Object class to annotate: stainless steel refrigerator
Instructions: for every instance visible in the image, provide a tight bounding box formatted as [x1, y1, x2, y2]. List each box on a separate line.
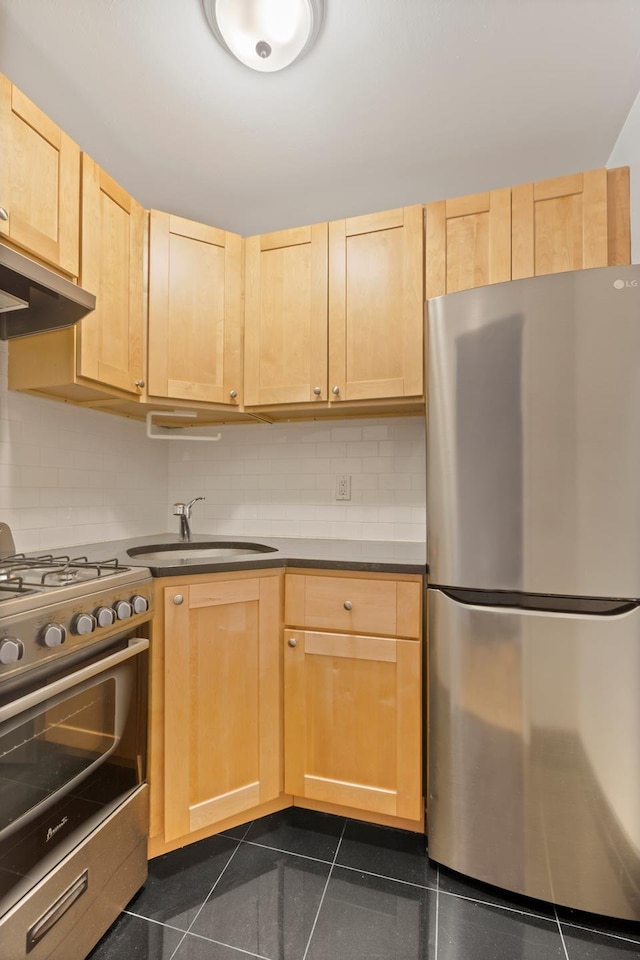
[426, 265, 640, 921]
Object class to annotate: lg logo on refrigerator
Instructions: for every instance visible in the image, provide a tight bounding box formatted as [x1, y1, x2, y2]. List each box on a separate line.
[613, 279, 639, 289]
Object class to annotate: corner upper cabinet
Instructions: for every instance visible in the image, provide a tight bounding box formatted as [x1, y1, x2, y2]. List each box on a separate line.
[78, 155, 145, 394]
[244, 223, 328, 406]
[329, 206, 424, 401]
[147, 212, 243, 406]
[0, 73, 80, 276]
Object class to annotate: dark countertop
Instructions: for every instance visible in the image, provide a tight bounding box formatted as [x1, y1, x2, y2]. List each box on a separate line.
[72, 533, 427, 577]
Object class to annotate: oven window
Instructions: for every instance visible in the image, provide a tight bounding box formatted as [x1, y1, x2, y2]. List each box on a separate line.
[0, 679, 117, 834]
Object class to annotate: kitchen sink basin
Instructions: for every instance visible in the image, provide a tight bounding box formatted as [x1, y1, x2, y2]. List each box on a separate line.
[126, 541, 278, 564]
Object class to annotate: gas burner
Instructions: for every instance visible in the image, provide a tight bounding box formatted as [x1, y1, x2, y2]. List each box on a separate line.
[0, 554, 132, 590]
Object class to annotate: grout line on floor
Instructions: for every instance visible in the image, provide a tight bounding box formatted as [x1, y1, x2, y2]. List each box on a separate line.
[436, 886, 559, 923]
[180, 840, 242, 940]
[122, 910, 188, 933]
[186, 928, 272, 958]
[336, 861, 438, 892]
[555, 906, 571, 960]
[434, 864, 440, 960]
[558, 919, 640, 946]
[234, 836, 335, 865]
[301, 820, 347, 960]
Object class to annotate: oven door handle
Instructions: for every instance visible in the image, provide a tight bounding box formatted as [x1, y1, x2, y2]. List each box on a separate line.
[0, 637, 149, 723]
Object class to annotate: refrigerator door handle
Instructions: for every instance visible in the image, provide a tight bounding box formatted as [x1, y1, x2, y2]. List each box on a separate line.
[433, 586, 639, 618]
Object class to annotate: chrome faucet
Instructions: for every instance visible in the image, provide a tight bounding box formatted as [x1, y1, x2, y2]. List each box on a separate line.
[173, 497, 205, 542]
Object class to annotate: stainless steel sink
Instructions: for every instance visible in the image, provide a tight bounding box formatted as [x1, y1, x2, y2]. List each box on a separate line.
[126, 542, 277, 564]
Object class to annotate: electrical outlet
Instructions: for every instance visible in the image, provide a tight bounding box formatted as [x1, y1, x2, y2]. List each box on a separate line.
[336, 475, 351, 501]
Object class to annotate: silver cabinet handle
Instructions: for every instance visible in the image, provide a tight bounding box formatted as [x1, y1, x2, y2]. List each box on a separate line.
[313, 386, 322, 396]
[344, 600, 353, 611]
[288, 637, 297, 647]
[173, 594, 184, 605]
[0, 208, 8, 222]
[134, 379, 145, 388]
[332, 386, 340, 395]
[229, 390, 238, 399]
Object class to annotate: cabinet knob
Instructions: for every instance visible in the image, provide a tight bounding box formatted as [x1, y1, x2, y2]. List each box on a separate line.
[332, 386, 340, 396]
[288, 637, 297, 648]
[0, 208, 8, 222]
[134, 379, 145, 388]
[313, 386, 322, 396]
[229, 389, 238, 399]
[173, 594, 184, 605]
[343, 600, 353, 611]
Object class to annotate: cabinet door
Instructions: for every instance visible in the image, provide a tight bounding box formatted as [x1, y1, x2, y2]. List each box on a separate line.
[148, 212, 243, 405]
[329, 206, 423, 401]
[512, 169, 609, 279]
[425, 189, 511, 299]
[284, 629, 422, 821]
[78, 155, 144, 394]
[0, 74, 80, 276]
[163, 577, 281, 842]
[244, 224, 328, 405]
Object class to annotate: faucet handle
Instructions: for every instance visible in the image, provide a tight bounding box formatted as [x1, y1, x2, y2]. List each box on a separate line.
[173, 502, 186, 516]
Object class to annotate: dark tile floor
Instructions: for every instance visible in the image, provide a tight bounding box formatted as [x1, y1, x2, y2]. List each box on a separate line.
[88, 808, 640, 960]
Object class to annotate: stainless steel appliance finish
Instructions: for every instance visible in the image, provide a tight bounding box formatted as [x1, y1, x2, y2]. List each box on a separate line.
[0, 243, 96, 340]
[0, 541, 152, 957]
[426, 265, 640, 922]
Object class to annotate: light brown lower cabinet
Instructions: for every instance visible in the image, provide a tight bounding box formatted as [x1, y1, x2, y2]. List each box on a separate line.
[155, 572, 283, 851]
[284, 629, 422, 821]
[149, 568, 424, 858]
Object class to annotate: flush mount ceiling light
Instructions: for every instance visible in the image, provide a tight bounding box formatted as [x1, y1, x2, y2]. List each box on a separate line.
[203, 0, 324, 72]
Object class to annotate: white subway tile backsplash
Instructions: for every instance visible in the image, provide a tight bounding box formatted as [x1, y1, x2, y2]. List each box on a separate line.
[2, 333, 425, 547]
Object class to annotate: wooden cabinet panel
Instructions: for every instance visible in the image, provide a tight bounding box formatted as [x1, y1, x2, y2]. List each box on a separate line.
[0, 74, 80, 276]
[512, 169, 610, 279]
[148, 211, 243, 405]
[425, 189, 511, 298]
[78, 155, 144, 394]
[163, 575, 281, 842]
[285, 573, 421, 639]
[329, 205, 423, 401]
[284, 628, 421, 820]
[244, 223, 328, 405]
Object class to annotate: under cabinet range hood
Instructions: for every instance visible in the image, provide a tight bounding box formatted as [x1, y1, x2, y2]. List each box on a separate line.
[0, 243, 96, 339]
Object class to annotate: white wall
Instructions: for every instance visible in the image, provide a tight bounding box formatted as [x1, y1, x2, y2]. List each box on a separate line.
[608, 87, 640, 261]
[166, 417, 426, 542]
[0, 342, 168, 553]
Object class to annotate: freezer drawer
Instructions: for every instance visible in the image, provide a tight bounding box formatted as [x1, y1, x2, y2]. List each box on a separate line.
[428, 587, 640, 920]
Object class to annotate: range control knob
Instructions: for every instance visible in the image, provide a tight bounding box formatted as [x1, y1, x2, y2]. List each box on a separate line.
[131, 595, 149, 615]
[40, 623, 67, 648]
[0, 637, 24, 664]
[95, 606, 116, 628]
[71, 614, 96, 636]
[114, 600, 133, 620]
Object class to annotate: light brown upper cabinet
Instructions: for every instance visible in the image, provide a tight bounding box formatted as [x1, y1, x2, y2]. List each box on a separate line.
[244, 223, 328, 406]
[0, 73, 80, 276]
[329, 206, 424, 402]
[78, 155, 145, 395]
[511, 168, 629, 278]
[425, 189, 511, 299]
[425, 167, 630, 299]
[148, 212, 243, 406]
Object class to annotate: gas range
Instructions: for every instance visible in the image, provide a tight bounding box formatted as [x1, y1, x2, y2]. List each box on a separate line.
[0, 542, 153, 681]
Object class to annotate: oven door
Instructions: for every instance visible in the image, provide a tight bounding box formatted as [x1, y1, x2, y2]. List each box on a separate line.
[0, 636, 148, 920]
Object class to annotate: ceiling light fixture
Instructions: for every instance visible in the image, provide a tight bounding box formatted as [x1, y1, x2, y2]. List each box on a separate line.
[203, 0, 324, 73]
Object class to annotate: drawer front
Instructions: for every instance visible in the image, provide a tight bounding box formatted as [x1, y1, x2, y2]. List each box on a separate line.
[285, 574, 421, 639]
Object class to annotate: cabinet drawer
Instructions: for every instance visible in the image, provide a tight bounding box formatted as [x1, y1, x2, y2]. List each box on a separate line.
[285, 574, 421, 639]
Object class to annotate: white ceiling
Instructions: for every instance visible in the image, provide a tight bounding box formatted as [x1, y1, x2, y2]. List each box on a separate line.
[1, 0, 640, 236]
